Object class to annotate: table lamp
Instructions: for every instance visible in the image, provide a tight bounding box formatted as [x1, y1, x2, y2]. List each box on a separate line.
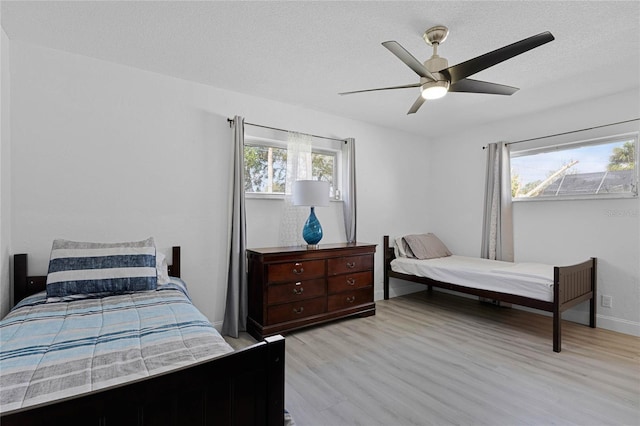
[292, 180, 330, 248]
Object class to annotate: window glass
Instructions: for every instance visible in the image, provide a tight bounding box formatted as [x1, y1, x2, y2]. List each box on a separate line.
[511, 133, 638, 200]
[244, 145, 287, 193]
[244, 140, 338, 197]
[312, 152, 335, 186]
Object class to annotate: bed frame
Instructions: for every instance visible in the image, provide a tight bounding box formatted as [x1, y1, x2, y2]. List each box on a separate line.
[383, 236, 597, 353]
[3, 248, 285, 426]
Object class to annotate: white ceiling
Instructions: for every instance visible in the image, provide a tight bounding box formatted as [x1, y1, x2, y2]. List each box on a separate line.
[2, 1, 639, 139]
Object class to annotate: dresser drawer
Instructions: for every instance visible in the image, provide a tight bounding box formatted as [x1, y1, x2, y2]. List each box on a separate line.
[267, 278, 325, 305]
[267, 297, 325, 324]
[327, 271, 372, 294]
[327, 254, 373, 276]
[267, 259, 325, 283]
[327, 287, 372, 312]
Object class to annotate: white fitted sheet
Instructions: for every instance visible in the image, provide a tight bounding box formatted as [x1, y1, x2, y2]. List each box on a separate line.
[390, 255, 555, 302]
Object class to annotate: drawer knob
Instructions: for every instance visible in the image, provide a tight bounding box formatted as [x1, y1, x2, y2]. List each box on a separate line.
[292, 263, 304, 275]
[293, 307, 305, 314]
[346, 296, 356, 303]
[346, 262, 356, 269]
[293, 287, 304, 295]
[346, 278, 356, 286]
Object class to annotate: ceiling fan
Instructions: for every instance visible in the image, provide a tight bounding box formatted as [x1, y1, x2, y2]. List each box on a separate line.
[339, 26, 554, 114]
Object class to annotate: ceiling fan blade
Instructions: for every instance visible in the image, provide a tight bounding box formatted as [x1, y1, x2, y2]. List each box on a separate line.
[407, 95, 425, 114]
[339, 82, 421, 95]
[441, 31, 554, 84]
[382, 41, 438, 81]
[449, 79, 519, 95]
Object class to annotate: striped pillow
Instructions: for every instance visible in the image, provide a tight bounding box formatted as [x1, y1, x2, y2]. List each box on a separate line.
[46, 238, 158, 298]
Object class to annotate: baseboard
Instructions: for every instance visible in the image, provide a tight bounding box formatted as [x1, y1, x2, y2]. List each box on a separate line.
[511, 305, 640, 337]
[376, 280, 426, 300]
[591, 313, 640, 337]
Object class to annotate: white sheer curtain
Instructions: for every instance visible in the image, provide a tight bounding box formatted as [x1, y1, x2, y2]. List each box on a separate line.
[342, 138, 357, 243]
[278, 132, 313, 246]
[222, 116, 247, 338]
[481, 142, 514, 261]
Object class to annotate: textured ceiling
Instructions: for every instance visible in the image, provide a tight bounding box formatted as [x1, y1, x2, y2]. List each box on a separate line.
[2, 1, 639, 139]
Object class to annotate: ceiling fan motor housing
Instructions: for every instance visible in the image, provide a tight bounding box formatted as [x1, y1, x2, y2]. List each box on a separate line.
[424, 55, 448, 75]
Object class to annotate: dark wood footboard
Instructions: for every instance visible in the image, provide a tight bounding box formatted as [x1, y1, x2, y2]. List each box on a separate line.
[383, 235, 597, 352]
[553, 258, 597, 352]
[1, 335, 285, 426]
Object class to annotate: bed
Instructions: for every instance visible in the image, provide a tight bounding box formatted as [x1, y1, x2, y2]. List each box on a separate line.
[1, 241, 285, 425]
[383, 235, 597, 352]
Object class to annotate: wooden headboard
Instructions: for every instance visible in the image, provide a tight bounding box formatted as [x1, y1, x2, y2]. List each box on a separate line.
[13, 246, 181, 307]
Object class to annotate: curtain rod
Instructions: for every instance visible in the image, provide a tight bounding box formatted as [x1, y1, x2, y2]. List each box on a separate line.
[227, 118, 347, 143]
[506, 118, 640, 146]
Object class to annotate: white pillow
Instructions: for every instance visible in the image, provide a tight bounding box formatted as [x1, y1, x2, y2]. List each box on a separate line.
[156, 251, 171, 285]
[395, 237, 414, 258]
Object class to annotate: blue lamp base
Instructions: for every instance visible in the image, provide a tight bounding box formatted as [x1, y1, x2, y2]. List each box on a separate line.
[302, 206, 323, 247]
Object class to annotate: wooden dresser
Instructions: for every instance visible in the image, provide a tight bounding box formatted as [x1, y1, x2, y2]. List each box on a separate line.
[247, 242, 376, 340]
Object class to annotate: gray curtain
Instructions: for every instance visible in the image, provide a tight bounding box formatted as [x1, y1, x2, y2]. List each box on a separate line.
[222, 116, 247, 338]
[342, 138, 357, 243]
[481, 142, 514, 261]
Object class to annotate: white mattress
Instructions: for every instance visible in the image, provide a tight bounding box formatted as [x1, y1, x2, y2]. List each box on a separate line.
[390, 255, 555, 302]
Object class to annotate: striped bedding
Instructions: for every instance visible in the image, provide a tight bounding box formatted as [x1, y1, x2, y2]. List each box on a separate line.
[0, 278, 233, 414]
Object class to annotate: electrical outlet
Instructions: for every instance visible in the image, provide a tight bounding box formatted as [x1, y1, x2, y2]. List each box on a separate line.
[602, 295, 613, 308]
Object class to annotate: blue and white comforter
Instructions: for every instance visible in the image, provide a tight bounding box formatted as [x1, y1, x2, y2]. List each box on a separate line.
[0, 278, 233, 413]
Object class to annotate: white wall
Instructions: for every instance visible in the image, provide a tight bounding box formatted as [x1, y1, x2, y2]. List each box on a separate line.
[427, 90, 640, 336]
[0, 26, 11, 318]
[6, 40, 431, 325]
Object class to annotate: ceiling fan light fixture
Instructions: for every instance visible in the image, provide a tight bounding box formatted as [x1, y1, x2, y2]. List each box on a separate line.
[421, 80, 449, 100]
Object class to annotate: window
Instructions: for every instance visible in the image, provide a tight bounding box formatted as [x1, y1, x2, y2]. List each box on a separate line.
[244, 137, 341, 198]
[510, 132, 638, 200]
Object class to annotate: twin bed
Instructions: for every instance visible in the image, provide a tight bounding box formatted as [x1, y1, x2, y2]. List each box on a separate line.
[383, 235, 597, 352]
[1, 241, 285, 425]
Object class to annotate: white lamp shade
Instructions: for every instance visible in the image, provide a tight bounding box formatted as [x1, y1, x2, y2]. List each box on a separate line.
[292, 180, 330, 207]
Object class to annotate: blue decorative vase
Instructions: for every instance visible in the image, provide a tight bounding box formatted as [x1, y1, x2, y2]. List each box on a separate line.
[302, 207, 323, 246]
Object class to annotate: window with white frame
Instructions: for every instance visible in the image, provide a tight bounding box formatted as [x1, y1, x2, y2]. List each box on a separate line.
[510, 132, 638, 200]
[244, 136, 342, 199]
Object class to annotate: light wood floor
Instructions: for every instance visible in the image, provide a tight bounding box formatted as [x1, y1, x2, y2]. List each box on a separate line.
[227, 290, 640, 426]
